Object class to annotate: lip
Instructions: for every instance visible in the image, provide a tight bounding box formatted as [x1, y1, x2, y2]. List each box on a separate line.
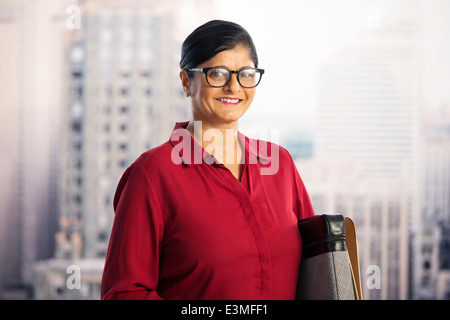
[215, 97, 243, 106]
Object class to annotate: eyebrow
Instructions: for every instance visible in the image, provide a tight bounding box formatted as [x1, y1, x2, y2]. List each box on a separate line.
[206, 65, 256, 70]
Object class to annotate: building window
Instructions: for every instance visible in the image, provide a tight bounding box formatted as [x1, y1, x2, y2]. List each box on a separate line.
[99, 29, 113, 43]
[99, 47, 113, 62]
[139, 47, 152, 62]
[140, 70, 152, 78]
[72, 70, 83, 79]
[99, 14, 114, 26]
[70, 45, 84, 63]
[120, 47, 133, 61]
[147, 104, 153, 116]
[75, 176, 82, 187]
[370, 201, 382, 229]
[71, 101, 83, 118]
[103, 105, 111, 114]
[101, 68, 113, 79]
[119, 15, 133, 27]
[72, 121, 82, 133]
[138, 15, 153, 26]
[388, 204, 400, 230]
[103, 141, 111, 151]
[72, 85, 83, 98]
[120, 123, 128, 132]
[120, 87, 129, 96]
[120, 29, 134, 44]
[105, 86, 113, 97]
[120, 105, 129, 114]
[72, 141, 82, 151]
[119, 159, 128, 168]
[119, 142, 128, 150]
[73, 194, 82, 205]
[120, 71, 131, 78]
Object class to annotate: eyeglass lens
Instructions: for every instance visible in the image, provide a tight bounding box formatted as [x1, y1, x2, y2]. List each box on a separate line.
[206, 68, 262, 88]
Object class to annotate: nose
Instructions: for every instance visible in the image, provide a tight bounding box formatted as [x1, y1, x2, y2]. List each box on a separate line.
[223, 73, 241, 93]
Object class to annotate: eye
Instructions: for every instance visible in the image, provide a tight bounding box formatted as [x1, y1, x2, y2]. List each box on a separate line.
[240, 69, 256, 78]
[208, 68, 228, 78]
[211, 71, 223, 77]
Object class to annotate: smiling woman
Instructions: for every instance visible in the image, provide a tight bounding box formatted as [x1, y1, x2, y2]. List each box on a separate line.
[100, 20, 315, 300]
[181, 44, 257, 139]
[178, 20, 264, 179]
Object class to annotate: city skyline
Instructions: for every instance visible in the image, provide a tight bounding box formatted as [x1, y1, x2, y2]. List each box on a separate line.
[216, 0, 450, 120]
[0, 0, 449, 300]
[312, 0, 422, 299]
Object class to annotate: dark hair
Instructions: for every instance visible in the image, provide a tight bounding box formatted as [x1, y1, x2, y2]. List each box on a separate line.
[180, 20, 258, 76]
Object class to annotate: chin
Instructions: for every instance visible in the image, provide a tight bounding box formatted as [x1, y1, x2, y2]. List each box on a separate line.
[218, 112, 246, 123]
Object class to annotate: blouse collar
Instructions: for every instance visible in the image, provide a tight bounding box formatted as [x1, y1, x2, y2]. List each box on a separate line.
[169, 121, 271, 166]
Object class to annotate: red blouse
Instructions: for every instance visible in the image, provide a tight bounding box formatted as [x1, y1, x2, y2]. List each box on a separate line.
[100, 121, 315, 300]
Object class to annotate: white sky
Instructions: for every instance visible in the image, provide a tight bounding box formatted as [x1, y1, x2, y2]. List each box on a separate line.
[210, 0, 450, 124]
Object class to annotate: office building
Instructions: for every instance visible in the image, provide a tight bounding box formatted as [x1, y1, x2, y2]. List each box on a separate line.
[311, 0, 422, 299]
[32, 0, 213, 299]
[0, 0, 69, 299]
[416, 106, 450, 299]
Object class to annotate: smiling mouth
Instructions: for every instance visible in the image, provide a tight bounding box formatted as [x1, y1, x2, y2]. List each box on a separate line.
[216, 97, 243, 105]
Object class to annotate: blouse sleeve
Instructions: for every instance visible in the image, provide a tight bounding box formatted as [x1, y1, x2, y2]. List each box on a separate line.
[288, 152, 315, 220]
[101, 163, 164, 300]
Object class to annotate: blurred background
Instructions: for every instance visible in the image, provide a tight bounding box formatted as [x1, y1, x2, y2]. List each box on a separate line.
[0, 0, 449, 300]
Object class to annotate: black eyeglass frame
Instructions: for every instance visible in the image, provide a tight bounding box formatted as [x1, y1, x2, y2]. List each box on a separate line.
[187, 67, 265, 88]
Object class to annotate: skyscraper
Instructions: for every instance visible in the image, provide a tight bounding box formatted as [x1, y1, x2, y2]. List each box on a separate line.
[0, 0, 68, 298]
[32, 0, 214, 299]
[417, 105, 450, 299]
[57, 1, 191, 261]
[310, 0, 422, 299]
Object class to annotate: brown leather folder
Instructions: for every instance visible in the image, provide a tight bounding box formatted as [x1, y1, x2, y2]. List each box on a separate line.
[296, 214, 363, 300]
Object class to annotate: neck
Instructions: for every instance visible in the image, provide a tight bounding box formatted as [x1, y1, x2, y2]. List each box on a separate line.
[186, 120, 242, 165]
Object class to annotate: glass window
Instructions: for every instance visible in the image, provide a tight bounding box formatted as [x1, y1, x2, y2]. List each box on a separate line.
[120, 123, 128, 132]
[71, 101, 83, 118]
[120, 47, 133, 61]
[139, 47, 152, 62]
[119, 142, 128, 150]
[99, 29, 114, 43]
[138, 30, 152, 43]
[120, 105, 129, 114]
[98, 13, 114, 26]
[120, 29, 134, 43]
[138, 15, 153, 26]
[118, 14, 133, 26]
[70, 45, 84, 63]
[99, 47, 113, 62]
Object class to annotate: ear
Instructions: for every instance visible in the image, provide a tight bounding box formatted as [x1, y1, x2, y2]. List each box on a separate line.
[179, 70, 191, 97]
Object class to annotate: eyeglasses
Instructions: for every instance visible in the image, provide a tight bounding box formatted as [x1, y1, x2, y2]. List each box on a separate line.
[187, 67, 265, 88]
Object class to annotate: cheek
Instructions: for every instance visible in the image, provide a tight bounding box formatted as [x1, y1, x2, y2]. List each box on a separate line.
[190, 77, 213, 99]
[194, 86, 218, 102]
[245, 89, 256, 104]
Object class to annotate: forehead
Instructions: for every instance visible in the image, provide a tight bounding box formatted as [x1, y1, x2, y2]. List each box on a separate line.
[199, 45, 255, 69]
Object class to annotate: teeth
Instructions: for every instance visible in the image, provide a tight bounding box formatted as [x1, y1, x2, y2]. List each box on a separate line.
[218, 98, 240, 103]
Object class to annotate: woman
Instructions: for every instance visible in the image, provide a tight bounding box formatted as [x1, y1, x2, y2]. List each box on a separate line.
[100, 20, 315, 300]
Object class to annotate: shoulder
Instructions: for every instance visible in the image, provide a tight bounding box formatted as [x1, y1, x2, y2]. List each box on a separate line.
[247, 135, 294, 165]
[136, 141, 172, 163]
[128, 141, 176, 176]
[245, 135, 296, 177]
